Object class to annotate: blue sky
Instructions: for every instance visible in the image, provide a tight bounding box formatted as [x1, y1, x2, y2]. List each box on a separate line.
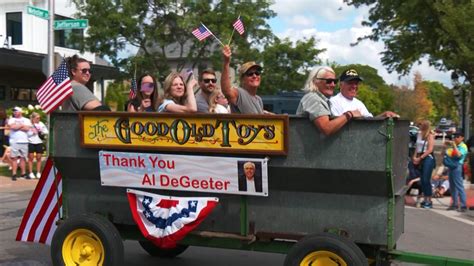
[267, 0, 452, 87]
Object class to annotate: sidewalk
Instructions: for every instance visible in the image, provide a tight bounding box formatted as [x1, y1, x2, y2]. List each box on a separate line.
[405, 181, 474, 218]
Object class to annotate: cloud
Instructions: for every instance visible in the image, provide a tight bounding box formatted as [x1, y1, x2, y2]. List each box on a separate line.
[271, 1, 451, 87]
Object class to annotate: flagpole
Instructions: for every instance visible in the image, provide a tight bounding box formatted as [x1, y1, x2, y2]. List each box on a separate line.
[200, 23, 224, 47]
[227, 14, 240, 45]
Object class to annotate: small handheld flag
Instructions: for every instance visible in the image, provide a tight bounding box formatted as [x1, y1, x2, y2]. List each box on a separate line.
[36, 60, 73, 113]
[129, 78, 137, 100]
[127, 189, 218, 249]
[192, 26, 212, 41]
[233, 17, 245, 35]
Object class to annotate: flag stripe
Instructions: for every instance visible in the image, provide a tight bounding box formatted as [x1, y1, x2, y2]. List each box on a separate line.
[233, 18, 245, 35]
[16, 159, 53, 239]
[16, 158, 62, 245]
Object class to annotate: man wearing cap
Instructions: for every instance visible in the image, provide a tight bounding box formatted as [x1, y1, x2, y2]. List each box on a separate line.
[7, 107, 32, 181]
[195, 69, 218, 113]
[297, 66, 362, 136]
[445, 132, 468, 212]
[221, 45, 264, 114]
[330, 69, 399, 118]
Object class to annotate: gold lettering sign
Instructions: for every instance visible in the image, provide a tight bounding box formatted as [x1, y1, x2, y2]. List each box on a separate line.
[80, 112, 288, 155]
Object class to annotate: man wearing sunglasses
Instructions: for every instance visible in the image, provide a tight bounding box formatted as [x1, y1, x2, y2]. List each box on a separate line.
[297, 66, 361, 136]
[195, 69, 218, 113]
[221, 45, 264, 114]
[330, 69, 399, 118]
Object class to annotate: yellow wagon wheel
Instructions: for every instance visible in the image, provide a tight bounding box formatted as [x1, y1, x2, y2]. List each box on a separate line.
[284, 233, 368, 266]
[300, 250, 348, 266]
[51, 214, 124, 266]
[62, 229, 105, 266]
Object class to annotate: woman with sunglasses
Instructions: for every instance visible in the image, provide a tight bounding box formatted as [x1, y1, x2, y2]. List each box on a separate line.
[128, 74, 160, 112]
[62, 55, 103, 111]
[208, 89, 230, 114]
[158, 72, 197, 113]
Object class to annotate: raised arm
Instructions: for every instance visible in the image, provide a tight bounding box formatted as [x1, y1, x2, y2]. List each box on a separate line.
[221, 45, 239, 105]
[164, 79, 197, 113]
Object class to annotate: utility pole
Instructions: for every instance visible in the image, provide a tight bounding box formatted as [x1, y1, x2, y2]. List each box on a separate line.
[48, 0, 54, 75]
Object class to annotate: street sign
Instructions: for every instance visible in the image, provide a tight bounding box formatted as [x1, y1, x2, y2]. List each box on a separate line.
[27, 5, 49, 20]
[54, 19, 89, 30]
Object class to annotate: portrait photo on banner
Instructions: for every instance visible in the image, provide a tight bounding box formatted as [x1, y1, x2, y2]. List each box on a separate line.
[237, 160, 263, 193]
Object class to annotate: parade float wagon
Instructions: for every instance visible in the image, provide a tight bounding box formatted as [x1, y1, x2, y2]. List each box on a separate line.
[48, 111, 473, 266]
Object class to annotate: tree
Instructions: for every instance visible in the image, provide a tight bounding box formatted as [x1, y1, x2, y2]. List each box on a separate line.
[104, 82, 128, 111]
[392, 73, 434, 122]
[72, 0, 276, 78]
[259, 37, 325, 94]
[345, 0, 474, 87]
[423, 81, 458, 124]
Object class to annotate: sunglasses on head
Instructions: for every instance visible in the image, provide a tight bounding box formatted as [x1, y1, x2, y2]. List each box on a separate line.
[245, 70, 261, 77]
[78, 68, 91, 74]
[316, 78, 338, 84]
[203, 78, 217, 84]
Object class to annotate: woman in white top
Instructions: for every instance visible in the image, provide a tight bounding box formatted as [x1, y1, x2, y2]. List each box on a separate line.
[158, 72, 197, 113]
[27, 112, 48, 179]
[411, 120, 435, 208]
[208, 89, 230, 114]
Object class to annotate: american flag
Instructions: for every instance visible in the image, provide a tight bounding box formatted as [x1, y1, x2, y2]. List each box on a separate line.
[129, 77, 137, 99]
[233, 17, 245, 35]
[36, 60, 73, 114]
[192, 26, 212, 41]
[16, 158, 62, 245]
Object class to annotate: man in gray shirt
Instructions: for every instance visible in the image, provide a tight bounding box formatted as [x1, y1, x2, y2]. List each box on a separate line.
[195, 69, 218, 113]
[220, 45, 265, 114]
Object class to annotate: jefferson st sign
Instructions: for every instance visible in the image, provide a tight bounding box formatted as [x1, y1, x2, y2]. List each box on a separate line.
[54, 19, 89, 30]
[27, 5, 49, 20]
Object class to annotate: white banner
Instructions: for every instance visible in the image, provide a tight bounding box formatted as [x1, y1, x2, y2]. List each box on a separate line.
[99, 151, 268, 196]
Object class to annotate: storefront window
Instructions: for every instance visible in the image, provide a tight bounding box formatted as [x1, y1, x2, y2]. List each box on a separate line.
[10, 87, 37, 101]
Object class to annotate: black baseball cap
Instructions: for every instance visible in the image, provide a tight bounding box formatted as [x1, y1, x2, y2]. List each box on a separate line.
[339, 69, 363, 82]
[453, 131, 464, 138]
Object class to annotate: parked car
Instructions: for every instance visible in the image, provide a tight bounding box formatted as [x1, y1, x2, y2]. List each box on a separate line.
[434, 123, 456, 139]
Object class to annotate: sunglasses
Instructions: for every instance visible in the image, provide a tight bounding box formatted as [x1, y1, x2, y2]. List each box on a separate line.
[203, 78, 217, 84]
[140, 82, 155, 92]
[316, 78, 338, 84]
[78, 68, 91, 74]
[245, 71, 261, 77]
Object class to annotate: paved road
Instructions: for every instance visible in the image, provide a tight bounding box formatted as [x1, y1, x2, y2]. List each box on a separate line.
[1, 176, 473, 265]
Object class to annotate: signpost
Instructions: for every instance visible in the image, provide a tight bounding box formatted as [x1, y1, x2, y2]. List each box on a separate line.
[27, 5, 49, 20]
[54, 19, 88, 30]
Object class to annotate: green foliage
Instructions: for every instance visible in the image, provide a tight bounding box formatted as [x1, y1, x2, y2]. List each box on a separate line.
[345, 0, 474, 86]
[73, 0, 276, 78]
[259, 37, 325, 94]
[424, 81, 458, 124]
[6, 105, 47, 124]
[104, 82, 129, 111]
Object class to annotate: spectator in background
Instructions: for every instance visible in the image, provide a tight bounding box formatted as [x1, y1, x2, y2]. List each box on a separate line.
[1, 146, 13, 170]
[445, 132, 468, 212]
[208, 89, 230, 114]
[8, 107, 31, 181]
[158, 72, 197, 113]
[330, 68, 399, 118]
[27, 112, 48, 179]
[296, 66, 362, 136]
[195, 69, 218, 113]
[127, 74, 160, 112]
[432, 165, 450, 198]
[411, 120, 436, 209]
